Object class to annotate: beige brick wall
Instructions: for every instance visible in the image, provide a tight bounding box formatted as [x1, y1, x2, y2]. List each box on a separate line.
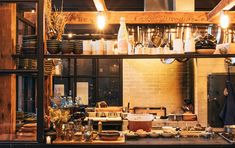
[194, 58, 235, 126]
[123, 59, 190, 114]
[123, 58, 234, 127]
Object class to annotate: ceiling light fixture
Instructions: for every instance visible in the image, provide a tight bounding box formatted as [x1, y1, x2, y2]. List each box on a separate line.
[220, 11, 230, 29]
[97, 11, 106, 30]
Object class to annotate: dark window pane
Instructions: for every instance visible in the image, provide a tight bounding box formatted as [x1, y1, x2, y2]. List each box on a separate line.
[76, 59, 93, 76]
[53, 77, 74, 97]
[62, 59, 69, 76]
[97, 78, 121, 106]
[99, 59, 120, 76]
[70, 59, 75, 76]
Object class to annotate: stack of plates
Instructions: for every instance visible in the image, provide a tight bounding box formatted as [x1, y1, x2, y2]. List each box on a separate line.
[28, 59, 37, 69]
[16, 123, 36, 141]
[16, 44, 21, 54]
[60, 40, 74, 54]
[19, 59, 29, 69]
[47, 39, 60, 54]
[22, 35, 37, 54]
[73, 40, 83, 54]
[44, 60, 53, 75]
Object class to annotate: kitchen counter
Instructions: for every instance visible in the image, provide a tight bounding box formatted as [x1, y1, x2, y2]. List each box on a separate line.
[52, 134, 229, 145]
[0, 134, 233, 148]
[125, 136, 230, 145]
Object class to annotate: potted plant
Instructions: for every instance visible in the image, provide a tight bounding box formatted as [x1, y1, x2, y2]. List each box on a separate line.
[45, 0, 70, 54]
[48, 106, 71, 140]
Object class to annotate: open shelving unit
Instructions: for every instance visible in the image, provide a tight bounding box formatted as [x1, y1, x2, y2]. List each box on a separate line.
[12, 53, 235, 59]
[2, 0, 235, 146]
[0, 0, 44, 144]
[44, 53, 235, 59]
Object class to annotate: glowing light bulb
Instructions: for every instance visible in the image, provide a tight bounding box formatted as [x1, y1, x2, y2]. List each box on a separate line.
[220, 11, 230, 29]
[68, 33, 73, 38]
[31, 9, 35, 13]
[97, 12, 106, 30]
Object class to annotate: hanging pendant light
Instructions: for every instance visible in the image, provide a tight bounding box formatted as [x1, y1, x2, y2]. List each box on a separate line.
[220, 11, 230, 29]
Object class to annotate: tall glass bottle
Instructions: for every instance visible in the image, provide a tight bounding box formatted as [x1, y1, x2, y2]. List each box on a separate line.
[118, 17, 129, 54]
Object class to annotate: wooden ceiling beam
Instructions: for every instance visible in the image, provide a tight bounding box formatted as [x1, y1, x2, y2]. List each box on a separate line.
[64, 11, 222, 24]
[25, 11, 235, 25]
[207, 0, 235, 21]
[93, 0, 108, 12]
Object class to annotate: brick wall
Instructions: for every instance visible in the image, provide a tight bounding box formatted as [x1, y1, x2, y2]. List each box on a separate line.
[123, 59, 191, 114]
[123, 58, 233, 127]
[194, 58, 235, 126]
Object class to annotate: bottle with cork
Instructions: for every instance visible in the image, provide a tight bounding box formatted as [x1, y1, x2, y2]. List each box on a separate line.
[117, 17, 129, 54]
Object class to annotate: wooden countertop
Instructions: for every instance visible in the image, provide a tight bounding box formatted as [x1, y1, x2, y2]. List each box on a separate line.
[125, 135, 230, 145]
[53, 135, 125, 144]
[52, 133, 230, 146]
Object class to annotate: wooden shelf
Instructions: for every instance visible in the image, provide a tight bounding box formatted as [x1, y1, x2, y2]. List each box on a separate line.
[43, 54, 235, 59]
[0, 69, 38, 74]
[0, 0, 39, 2]
[12, 54, 37, 59]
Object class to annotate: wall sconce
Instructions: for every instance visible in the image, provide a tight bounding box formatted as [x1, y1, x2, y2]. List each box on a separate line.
[97, 11, 106, 30]
[220, 11, 230, 29]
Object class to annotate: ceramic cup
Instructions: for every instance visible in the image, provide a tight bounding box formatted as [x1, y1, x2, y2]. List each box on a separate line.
[173, 39, 184, 54]
[83, 40, 92, 55]
[184, 38, 195, 53]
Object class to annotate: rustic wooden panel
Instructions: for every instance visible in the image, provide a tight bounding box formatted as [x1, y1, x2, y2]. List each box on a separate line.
[93, 0, 107, 11]
[0, 4, 16, 141]
[25, 11, 235, 25]
[63, 11, 235, 24]
[208, 0, 235, 21]
[65, 11, 209, 24]
[24, 12, 36, 25]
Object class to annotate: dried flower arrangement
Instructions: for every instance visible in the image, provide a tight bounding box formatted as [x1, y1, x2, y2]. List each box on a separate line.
[45, 0, 70, 40]
[48, 106, 71, 126]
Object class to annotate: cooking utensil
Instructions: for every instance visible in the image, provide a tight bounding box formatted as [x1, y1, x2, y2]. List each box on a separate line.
[98, 131, 120, 141]
[176, 58, 189, 63]
[182, 113, 197, 121]
[151, 28, 162, 47]
[127, 114, 154, 132]
[161, 43, 175, 64]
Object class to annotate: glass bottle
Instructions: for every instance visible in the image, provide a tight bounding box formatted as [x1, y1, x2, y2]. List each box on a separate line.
[118, 17, 129, 54]
[67, 90, 73, 108]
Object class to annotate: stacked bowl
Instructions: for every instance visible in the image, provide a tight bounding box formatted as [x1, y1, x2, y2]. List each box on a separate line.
[22, 35, 37, 54]
[60, 40, 74, 54]
[73, 40, 83, 54]
[47, 39, 60, 54]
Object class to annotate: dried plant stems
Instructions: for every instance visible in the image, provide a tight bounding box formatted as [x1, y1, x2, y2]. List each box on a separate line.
[45, 0, 70, 40]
